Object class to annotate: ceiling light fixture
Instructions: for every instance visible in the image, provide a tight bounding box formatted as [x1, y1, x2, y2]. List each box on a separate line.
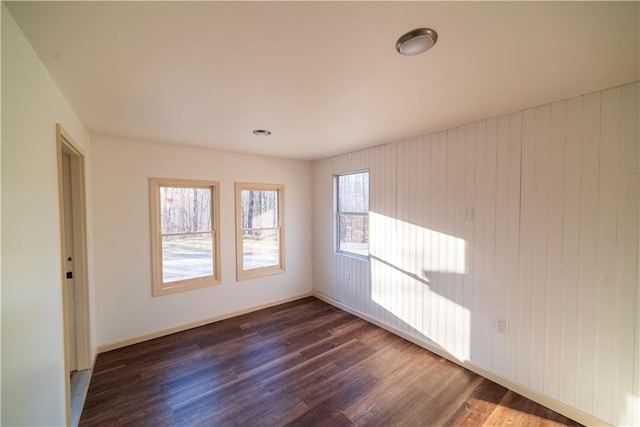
[252, 129, 271, 137]
[396, 28, 438, 56]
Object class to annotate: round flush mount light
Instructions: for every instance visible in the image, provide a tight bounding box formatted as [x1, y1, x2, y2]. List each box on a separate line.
[252, 129, 272, 137]
[396, 28, 438, 56]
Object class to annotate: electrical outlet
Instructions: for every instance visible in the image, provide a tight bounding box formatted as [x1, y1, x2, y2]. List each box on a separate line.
[497, 318, 508, 334]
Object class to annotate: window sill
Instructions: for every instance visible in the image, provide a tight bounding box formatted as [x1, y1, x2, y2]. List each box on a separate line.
[236, 265, 285, 281]
[336, 251, 370, 262]
[152, 277, 221, 297]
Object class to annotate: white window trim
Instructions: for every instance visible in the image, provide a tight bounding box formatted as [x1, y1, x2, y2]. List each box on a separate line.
[235, 182, 285, 281]
[149, 177, 221, 296]
[335, 170, 370, 260]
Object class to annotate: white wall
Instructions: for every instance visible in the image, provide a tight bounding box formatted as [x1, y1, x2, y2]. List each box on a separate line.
[1, 6, 95, 426]
[91, 135, 312, 347]
[312, 82, 639, 426]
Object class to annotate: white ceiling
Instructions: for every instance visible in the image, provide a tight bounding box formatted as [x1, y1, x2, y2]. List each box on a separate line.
[6, 1, 639, 161]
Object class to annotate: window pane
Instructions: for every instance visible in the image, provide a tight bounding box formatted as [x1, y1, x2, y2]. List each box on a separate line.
[160, 187, 212, 233]
[243, 229, 279, 270]
[162, 233, 213, 282]
[338, 214, 369, 256]
[240, 190, 278, 229]
[338, 172, 369, 213]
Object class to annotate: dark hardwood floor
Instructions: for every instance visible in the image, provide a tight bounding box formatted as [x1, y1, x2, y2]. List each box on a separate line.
[80, 297, 582, 426]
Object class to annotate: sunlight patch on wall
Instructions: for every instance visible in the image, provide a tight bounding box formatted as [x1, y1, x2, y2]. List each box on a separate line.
[369, 212, 466, 275]
[369, 212, 470, 361]
[625, 392, 639, 427]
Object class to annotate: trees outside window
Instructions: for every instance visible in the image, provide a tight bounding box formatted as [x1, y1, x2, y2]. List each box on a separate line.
[149, 178, 220, 295]
[235, 182, 285, 280]
[336, 171, 369, 258]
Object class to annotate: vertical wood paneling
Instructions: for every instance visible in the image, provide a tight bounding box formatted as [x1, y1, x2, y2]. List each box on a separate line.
[453, 127, 465, 357]
[484, 119, 498, 369]
[420, 135, 432, 336]
[398, 140, 408, 333]
[518, 108, 535, 385]
[615, 82, 639, 426]
[413, 136, 424, 335]
[376, 143, 389, 325]
[361, 148, 374, 317]
[463, 123, 475, 362]
[398, 141, 409, 325]
[576, 92, 601, 414]
[493, 115, 510, 374]
[504, 111, 522, 381]
[311, 82, 639, 427]
[544, 100, 566, 400]
[443, 129, 456, 353]
[472, 120, 487, 367]
[434, 131, 448, 347]
[559, 96, 582, 407]
[430, 133, 440, 340]
[593, 87, 621, 422]
[387, 143, 399, 327]
[402, 139, 414, 334]
[410, 139, 419, 333]
[368, 143, 398, 328]
[367, 148, 378, 319]
[531, 104, 551, 393]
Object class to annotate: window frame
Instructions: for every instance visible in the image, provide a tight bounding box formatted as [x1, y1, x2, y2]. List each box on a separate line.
[149, 177, 221, 296]
[335, 170, 370, 260]
[235, 182, 285, 281]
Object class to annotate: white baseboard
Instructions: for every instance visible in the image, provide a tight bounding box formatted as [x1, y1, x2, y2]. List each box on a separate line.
[98, 293, 313, 353]
[313, 291, 610, 427]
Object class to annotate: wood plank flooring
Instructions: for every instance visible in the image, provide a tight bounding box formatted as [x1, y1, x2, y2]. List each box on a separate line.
[80, 297, 582, 426]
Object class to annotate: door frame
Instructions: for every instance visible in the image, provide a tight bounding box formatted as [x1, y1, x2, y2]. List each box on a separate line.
[56, 124, 91, 423]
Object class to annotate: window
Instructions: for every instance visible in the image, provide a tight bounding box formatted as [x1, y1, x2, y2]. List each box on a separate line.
[235, 183, 285, 280]
[149, 178, 220, 296]
[336, 171, 369, 258]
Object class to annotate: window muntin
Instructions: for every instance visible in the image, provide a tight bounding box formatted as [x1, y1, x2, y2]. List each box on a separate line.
[236, 183, 285, 280]
[150, 178, 220, 295]
[336, 171, 369, 258]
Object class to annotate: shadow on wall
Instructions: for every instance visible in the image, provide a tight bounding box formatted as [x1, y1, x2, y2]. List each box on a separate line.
[367, 211, 474, 361]
[361, 213, 571, 424]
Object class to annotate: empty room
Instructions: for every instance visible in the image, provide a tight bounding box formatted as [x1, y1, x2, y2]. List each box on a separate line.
[2, 1, 639, 426]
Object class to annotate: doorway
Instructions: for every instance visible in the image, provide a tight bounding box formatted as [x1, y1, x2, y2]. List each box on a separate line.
[57, 124, 91, 425]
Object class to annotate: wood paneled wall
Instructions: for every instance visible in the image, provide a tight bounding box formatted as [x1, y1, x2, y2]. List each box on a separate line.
[312, 82, 639, 426]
